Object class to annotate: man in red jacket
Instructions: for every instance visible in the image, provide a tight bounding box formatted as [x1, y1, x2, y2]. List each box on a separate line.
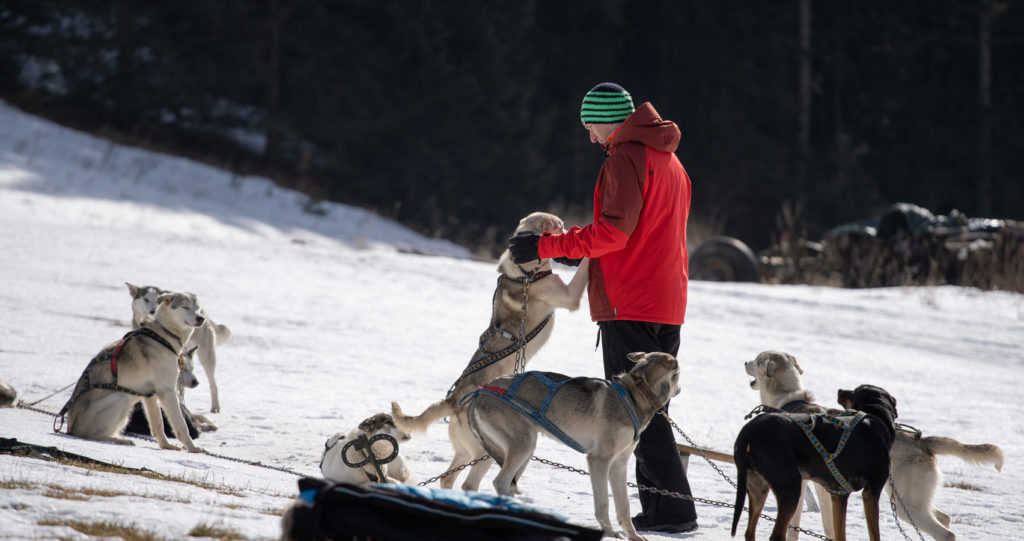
[509, 82, 697, 533]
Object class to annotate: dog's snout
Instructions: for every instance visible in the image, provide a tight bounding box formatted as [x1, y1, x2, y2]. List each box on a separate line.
[194, 315, 206, 326]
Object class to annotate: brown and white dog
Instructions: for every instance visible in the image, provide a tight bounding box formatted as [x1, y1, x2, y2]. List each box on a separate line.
[743, 350, 1004, 541]
[391, 211, 589, 491]
[320, 413, 415, 485]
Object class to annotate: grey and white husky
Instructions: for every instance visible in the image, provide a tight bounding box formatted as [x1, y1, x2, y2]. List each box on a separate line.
[464, 352, 681, 541]
[391, 211, 589, 491]
[65, 291, 206, 452]
[127, 282, 231, 412]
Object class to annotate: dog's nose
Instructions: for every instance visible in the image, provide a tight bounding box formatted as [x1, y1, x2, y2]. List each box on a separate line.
[195, 315, 205, 326]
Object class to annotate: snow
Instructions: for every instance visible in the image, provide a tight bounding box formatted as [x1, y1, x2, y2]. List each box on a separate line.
[1, 99, 1021, 540]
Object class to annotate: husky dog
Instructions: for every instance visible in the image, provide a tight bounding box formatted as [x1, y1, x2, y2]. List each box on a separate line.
[463, 352, 680, 541]
[745, 350, 1004, 541]
[65, 291, 205, 452]
[391, 212, 589, 491]
[320, 413, 415, 485]
[127, 282, 231, 412]
[124, 346, 219, 438]
[733, 383, 899, 541]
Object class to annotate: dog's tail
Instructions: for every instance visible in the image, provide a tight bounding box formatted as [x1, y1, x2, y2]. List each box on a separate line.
[922, 436, 1004, 471]
[214, 324, 231, 345]
[390, 398, 454, 434]
[731, 432, 750, 537]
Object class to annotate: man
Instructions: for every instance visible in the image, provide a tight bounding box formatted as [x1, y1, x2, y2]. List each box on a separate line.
[508, 82, 697, 533]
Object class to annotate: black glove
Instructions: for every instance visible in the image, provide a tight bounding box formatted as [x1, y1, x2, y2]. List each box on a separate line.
[554, 256, 583, 267]
[508, 232, 540, 264]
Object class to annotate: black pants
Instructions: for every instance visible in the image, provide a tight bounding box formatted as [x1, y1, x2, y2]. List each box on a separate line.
[598, 320, 697, 523]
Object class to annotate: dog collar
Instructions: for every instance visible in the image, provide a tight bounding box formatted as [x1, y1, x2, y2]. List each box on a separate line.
[633, 376, 664, 412]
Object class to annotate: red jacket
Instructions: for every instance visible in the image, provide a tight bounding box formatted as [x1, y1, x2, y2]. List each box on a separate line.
[538, 102, 691, 324]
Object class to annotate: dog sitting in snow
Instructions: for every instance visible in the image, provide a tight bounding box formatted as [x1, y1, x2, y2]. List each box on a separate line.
[62, 291, 205, 452]
[320, 413, 415, 485]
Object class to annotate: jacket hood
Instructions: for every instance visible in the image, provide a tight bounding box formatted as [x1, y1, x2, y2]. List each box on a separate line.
[608, 102, 680, 153]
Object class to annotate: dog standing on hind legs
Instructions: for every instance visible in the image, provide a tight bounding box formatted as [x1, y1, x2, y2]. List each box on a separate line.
[64, 291, 206, 452]
[391, 211, 589, 491]
[127, 282, 231, 412]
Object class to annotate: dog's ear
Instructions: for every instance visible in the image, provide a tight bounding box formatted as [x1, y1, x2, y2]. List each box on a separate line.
[126, 282, 139, 297]
[626, 352, 646, 363]
[185, 346, 198, 358]
[156, 292, 172, 305]
[837, 388, 854, 409]
[787, 353, 804, 375]
[765, 359, 776, 378]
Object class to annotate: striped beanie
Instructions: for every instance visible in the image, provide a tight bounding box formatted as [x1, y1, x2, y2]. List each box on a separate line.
[580, 82, 635, 125]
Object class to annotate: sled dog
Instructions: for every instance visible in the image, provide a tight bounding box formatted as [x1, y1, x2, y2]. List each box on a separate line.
[743, 350, 1003, 541]
[65, 291, 205, 452]
[128, 282, 231, 412]
[733, 383, 899, 541]
[391, 211, 589, 491]
[124, 346, 219, 438]
[463, 352, 680, 541]
[320, 413, 416, 486]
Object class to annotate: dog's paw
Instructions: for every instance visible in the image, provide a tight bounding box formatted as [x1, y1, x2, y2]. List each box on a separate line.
[159, 441, 183, 451]
[185, 445, 204, 454]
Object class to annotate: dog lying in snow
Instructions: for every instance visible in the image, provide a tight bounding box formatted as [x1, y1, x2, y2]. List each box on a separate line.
[320, 413, 415, 485]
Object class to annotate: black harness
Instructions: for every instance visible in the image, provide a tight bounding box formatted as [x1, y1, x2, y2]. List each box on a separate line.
[746, 402, 865, 495]
[333, 434, 400, 483]
[54, 327, 180, 433]
[455, 270, 554, 382]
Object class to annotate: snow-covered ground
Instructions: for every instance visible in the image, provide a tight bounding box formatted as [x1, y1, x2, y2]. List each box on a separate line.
[1, 100, 1020, 540]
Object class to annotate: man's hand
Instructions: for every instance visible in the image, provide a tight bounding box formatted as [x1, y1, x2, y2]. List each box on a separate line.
[554, 256, 583, 267]
[508, 232, 540, 264]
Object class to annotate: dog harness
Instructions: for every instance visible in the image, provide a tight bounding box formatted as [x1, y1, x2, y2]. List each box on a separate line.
[54, 327, 180, 433]
[749, 406, 867, 495]
[321, 433, 400, 484]
[462, 371, 641, 454]
[454, 270, 554, 383]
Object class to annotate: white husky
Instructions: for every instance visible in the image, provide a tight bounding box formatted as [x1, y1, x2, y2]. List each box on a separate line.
[127, 282, 231, 412]
[63, 291, 206, 452]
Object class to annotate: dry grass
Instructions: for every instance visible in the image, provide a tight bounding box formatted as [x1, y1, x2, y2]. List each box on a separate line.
[187, 522, 247, 540]
[38, 519, 169, 541]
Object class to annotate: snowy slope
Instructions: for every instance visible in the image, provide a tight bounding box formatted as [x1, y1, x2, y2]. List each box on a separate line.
[1, 100, 1021, 540]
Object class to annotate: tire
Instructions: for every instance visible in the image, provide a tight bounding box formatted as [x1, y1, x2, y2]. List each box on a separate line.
[689, 236, 761, 282]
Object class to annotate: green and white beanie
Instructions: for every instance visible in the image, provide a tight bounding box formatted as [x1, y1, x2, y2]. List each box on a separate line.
[580, 82, 635, 125]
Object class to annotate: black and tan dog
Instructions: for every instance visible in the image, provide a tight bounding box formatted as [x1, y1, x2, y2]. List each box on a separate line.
[731, 384, 898, 541]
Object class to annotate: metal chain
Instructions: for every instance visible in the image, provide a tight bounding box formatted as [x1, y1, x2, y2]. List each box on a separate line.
[20, 382, 75, 407]
[660, 411, 737, 489]
[512, 273, 531, 375]
[418, 454, 492, 486]
[888, 475, 926, 541]
[15, 396, 309, 478]
[531, 453, 831, 541]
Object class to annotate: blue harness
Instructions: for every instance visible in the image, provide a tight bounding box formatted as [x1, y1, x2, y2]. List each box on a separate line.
[463, 371, 642, 454]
